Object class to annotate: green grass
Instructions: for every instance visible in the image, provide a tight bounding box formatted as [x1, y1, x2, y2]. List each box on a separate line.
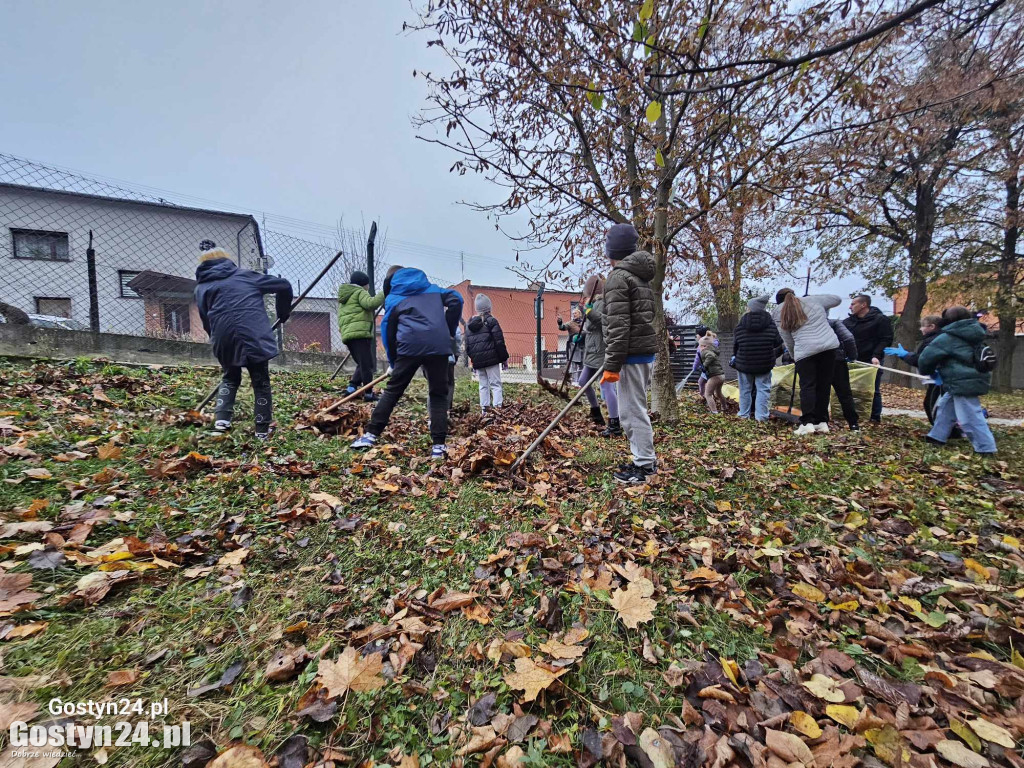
[1, 357, 1022, 767]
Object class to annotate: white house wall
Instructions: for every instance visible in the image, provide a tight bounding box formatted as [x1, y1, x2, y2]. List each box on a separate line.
[0, 186, 261, 335]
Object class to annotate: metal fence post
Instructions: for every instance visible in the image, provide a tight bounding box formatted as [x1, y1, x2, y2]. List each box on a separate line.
[367, 221, 378, 372]
[86, 230, 100, 332]
[534, 282, 545, 373]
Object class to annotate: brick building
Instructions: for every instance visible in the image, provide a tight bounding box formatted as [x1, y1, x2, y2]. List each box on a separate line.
[892, 283, 1024, 333]
[449, 280, 585, 362]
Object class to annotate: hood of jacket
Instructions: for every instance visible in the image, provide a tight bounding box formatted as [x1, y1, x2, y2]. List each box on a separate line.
[337, 283, 367, 302]
[614, 250, 655, 282]
[941, 318, 987, 345]
[387, 268, 432, 297]
[195, 258, 238, 283]
[847, 305, 886, 328]
[467, 314, 487, 332]
[739, 309, 772, 332]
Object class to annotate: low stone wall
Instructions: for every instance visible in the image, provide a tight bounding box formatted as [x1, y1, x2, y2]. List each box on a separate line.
[0, 324, 346, 372]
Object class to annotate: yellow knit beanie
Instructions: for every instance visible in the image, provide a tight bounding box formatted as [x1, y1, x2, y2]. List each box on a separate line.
[199, 247, 233, 264]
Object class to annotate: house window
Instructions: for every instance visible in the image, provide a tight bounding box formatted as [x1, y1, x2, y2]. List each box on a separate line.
[35, 297, 72, 318]
[161, 302, 191, 335]
[12, 229, 70, 261]
[119, 271, 142, 298]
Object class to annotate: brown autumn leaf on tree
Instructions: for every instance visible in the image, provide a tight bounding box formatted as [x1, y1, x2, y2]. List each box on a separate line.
[316, 647, 385, 699]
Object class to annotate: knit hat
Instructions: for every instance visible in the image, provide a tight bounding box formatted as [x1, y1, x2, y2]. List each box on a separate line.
[199, 239, 216, 251]
[583, 275, 605, 298]
[199, 247, 233, 263]
[747, 296, 769, 312]
[350, 270, 370, 287]
[605, 223, 639, 261]
[475, 294, 493, 313]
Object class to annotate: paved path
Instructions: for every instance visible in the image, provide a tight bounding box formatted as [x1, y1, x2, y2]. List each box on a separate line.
[883, 408, 1022, 428]
[501, 375, 1023, 428]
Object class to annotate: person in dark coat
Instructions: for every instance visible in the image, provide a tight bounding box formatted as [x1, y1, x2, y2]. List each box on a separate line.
[194, 245, 293, 438]
[917, 306, 996, 454]
[886, 315, 945, 423]
[843, 295, 893, 422]
[827, 318, 860, 430]
[732, 296, 784, 421]
[465, 294, 509, 411]
[351, 265, 463, 459]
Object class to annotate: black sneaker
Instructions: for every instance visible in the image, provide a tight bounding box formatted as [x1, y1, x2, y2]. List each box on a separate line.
[613, 463, 655, 484]
[924, 436, 945, 446]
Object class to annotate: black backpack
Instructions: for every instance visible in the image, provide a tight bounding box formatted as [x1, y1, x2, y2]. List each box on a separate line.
[973, 342, 997, 373]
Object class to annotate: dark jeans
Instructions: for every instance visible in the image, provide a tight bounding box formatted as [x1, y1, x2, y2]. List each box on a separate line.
[795, 350, 835, 425]
[924, 383, 940, 424]
[830, 359, 860, 428]
[216, 360, 272, 430]
[447, 361, 456, 412]
[368, 354, 449, 444]
[870, 363, 883, 421]
[347, 338, 375, 390]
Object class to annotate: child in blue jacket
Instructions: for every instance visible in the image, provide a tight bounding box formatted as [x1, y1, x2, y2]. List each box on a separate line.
[351, 266, 463, 458]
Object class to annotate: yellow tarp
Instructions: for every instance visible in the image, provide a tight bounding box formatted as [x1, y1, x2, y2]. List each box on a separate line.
[721, 364, 879, 418]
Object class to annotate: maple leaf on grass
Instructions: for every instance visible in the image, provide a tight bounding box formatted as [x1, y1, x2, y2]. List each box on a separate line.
[317, 646, 385, 699]
[610, 578, 657, 628]
[504, 657, 566, 702]
[207, 745, 270, 768]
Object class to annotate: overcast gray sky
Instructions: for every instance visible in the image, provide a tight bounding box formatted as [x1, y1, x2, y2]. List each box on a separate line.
[0, 0, 889, 315]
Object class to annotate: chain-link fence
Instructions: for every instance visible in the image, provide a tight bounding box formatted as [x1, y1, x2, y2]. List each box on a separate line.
[0, 153, 699, 385]
[0, 154, 368, 355]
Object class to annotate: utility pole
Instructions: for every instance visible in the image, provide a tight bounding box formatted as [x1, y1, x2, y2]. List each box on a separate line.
[460, 251, 465, 282]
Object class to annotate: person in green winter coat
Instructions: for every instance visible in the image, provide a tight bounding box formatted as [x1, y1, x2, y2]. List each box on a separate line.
[917, 306, 996, 455]
[337, 271, 385, 401]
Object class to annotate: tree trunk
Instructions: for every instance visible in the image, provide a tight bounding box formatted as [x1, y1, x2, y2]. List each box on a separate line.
[993, 171, 1019, 392]
[711, 282, 740, 333]
[650, 181, 679, 422]
[894, 182, 936, 351]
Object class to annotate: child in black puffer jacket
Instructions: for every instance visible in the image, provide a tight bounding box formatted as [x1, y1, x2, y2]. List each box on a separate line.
[465, 294, 509, 411]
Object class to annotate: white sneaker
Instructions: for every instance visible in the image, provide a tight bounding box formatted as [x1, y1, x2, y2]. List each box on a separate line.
[794, 423, 816, 436]
[351, 433, 378, 450]
[214, 420, 232, 432]
[814, 423, 830, 434]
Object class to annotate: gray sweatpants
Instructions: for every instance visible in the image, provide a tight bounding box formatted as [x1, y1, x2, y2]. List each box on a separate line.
[477, 364, 503, 409]
[618, 362, 656, 470]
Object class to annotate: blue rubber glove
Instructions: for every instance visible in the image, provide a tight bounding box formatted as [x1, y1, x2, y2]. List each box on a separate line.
[883, 344, 909, 358]
[729, 356, 736, 367]
[846, 356, 856, 363]
[931, 371, 942, 386]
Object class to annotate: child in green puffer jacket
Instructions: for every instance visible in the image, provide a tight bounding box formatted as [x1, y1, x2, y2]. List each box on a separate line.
[917, 306, 996, 455]
[338, 271, 385, 401]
